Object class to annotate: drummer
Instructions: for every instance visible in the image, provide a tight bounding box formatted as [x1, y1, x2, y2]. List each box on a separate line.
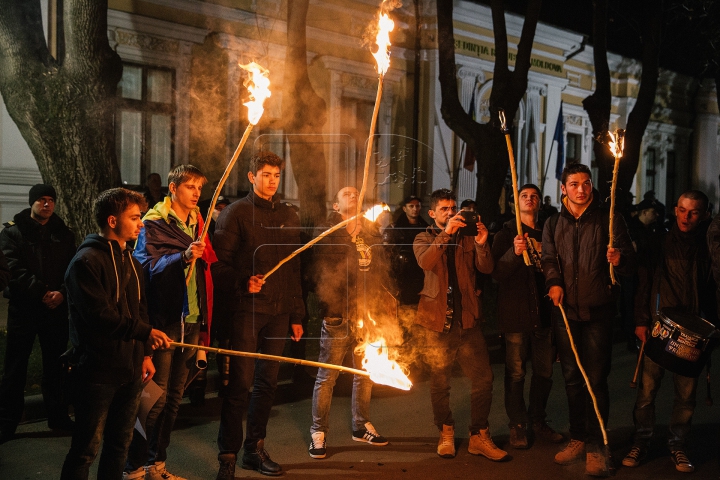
[622, 190, 716, 474]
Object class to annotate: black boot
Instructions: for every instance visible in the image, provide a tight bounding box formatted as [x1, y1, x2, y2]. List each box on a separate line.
[241, 439, 282, 476]
[216, 453, 236, 480]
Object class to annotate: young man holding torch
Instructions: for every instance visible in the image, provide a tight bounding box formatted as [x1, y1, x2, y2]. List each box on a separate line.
[212, 151, 305, 478]
[60, 188, 171, 480]
[308, 186, 390, 459]
[541, 163, 636, 476]
[413, 188, 507, 461]
[124, 165, 215, 480]
[491, 183, 563, 449]
[622, 190, 715, 473]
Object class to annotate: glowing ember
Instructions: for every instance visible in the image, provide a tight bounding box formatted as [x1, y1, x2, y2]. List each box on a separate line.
[364, 203, 390, 222]
[357, 319, 364, 329]
[371, 13, 395, 76]
[607, 129, 625, 159]
[361, 338, 412, 390]
[240, 62, 271, 125]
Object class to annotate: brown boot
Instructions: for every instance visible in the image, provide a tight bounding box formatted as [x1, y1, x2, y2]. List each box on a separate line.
[436, 424, 455, 458]
[468, 428, 508, 461]
[554, 439, 585, 465]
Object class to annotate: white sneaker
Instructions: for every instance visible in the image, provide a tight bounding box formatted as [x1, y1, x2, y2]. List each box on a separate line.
[145, 462, 187, 480]
[122, 468, 145, 480]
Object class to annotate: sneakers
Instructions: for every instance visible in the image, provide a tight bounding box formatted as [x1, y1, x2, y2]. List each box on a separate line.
[554, 439, 585, 465]
[533, 421, 564, 444]
[308, 431, 327, 459]
[468, 428, 508, 461]
[437, 424, 456, 458]
[241, 440, 282, 476]
[352, 422, 388, 446]
[585, 450, 612, 477]
[123, 468, 145, 480]
[622, 445, 646, 467]
[509, 424, 528, 449]
[216, 453, 236, 480]
[145, 462, 187, 480]
[671, 450, 694, 473]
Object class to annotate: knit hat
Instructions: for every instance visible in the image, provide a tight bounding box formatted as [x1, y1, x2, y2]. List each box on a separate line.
[28, 184, 57, 206]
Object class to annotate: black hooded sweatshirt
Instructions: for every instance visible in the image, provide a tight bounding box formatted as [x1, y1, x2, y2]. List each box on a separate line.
[64, 234, 152, 384]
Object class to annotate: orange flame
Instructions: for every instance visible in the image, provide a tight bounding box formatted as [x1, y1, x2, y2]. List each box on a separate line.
[607, 129, 625, 159]
[371, 13, 395, 76]
[363, 203, 390, 222]
[361, 338, 412, 390]
[240, 62, 271, 125]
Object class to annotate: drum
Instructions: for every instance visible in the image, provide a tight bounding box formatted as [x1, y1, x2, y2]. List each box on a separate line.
[645, 308, 719, 378]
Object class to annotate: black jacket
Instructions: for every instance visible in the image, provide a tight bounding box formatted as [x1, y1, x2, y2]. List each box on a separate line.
[541, 191, 636, 321]
[0, 209, 76, 313]
[312, 214, 390, 320]
[383, 214, 429, 305]
[636, 223, 717, 327]
[64, 234, 153, 384]
[212, 191, 305, 323]
[0, 249, 9, 292]
[492, 219, 551, 332]
[709, 214, 720, 317]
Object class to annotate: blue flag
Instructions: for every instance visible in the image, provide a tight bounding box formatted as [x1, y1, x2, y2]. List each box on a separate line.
[553, 103, 565, 180]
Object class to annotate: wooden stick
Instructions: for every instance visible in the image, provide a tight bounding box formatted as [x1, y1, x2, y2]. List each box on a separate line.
[169, 342, 370, 377]
[499, 109, 530, 266]
[185, 123, 255, 285]
[630, 340, 645, 388]
[262, 213, 360, 281]
[558, 304, 609, 446]
[356, 75, 384, 221]
[607, 129, 624, 286]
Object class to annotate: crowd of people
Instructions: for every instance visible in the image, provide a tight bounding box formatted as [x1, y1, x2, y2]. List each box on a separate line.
[0, 155, 718, 479]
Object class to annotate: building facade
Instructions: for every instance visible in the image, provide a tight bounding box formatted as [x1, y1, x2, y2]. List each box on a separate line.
[1, 0, 718, 224]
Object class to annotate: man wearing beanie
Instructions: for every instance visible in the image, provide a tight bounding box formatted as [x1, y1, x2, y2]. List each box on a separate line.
[0, 184, 77, 443]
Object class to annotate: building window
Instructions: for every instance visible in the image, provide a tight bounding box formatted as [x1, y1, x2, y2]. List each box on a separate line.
[566, 133, 582, 164]
[645, 148, 656, 193]
[115, 63, 176, 186]
[666, 151, 676, 205]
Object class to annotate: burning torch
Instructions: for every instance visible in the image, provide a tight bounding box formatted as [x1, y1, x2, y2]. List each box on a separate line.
[607, 129, 625, 285]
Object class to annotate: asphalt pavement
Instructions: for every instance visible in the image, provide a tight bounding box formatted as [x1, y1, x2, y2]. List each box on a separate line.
[1, 341, 719, 479]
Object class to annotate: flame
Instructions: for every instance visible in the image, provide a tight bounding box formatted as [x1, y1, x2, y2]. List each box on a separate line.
[240, 62, 271, 125]
[358, 319, 364, 329]
[371, 13, 395, 76]
[361, 338, 412, 390]
[607, 129, 625, 159]
[364, 203, 390, 222]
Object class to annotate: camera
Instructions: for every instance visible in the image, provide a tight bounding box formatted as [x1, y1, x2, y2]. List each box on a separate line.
[458, 209, 478, 236]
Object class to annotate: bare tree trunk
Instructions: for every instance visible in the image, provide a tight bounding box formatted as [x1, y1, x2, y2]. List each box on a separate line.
[583, 0, 661, 205]
[621, 0, 662, 199]
[437, 0, 541, 221]
[582, 0, 614, 199]
[0, 0, 122, 239]
[282, 0, 328, 227]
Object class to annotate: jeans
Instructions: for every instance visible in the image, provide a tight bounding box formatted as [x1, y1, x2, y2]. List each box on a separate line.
[60, 376, 144, 480]
[0, 305, 69, 433]
[217, 311, 289, 456]
[632, 355, 697, 449]
[311, 317, 372, 435]
[126, 322, 199, 470]
[504, 328, 555, 425]
[420, 322, 493, 432]
[553, 310, 613, 447]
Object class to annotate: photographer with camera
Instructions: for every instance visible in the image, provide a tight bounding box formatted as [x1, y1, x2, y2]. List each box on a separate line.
[412, 189, 507, 462]
[491, 184, 562, 450]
